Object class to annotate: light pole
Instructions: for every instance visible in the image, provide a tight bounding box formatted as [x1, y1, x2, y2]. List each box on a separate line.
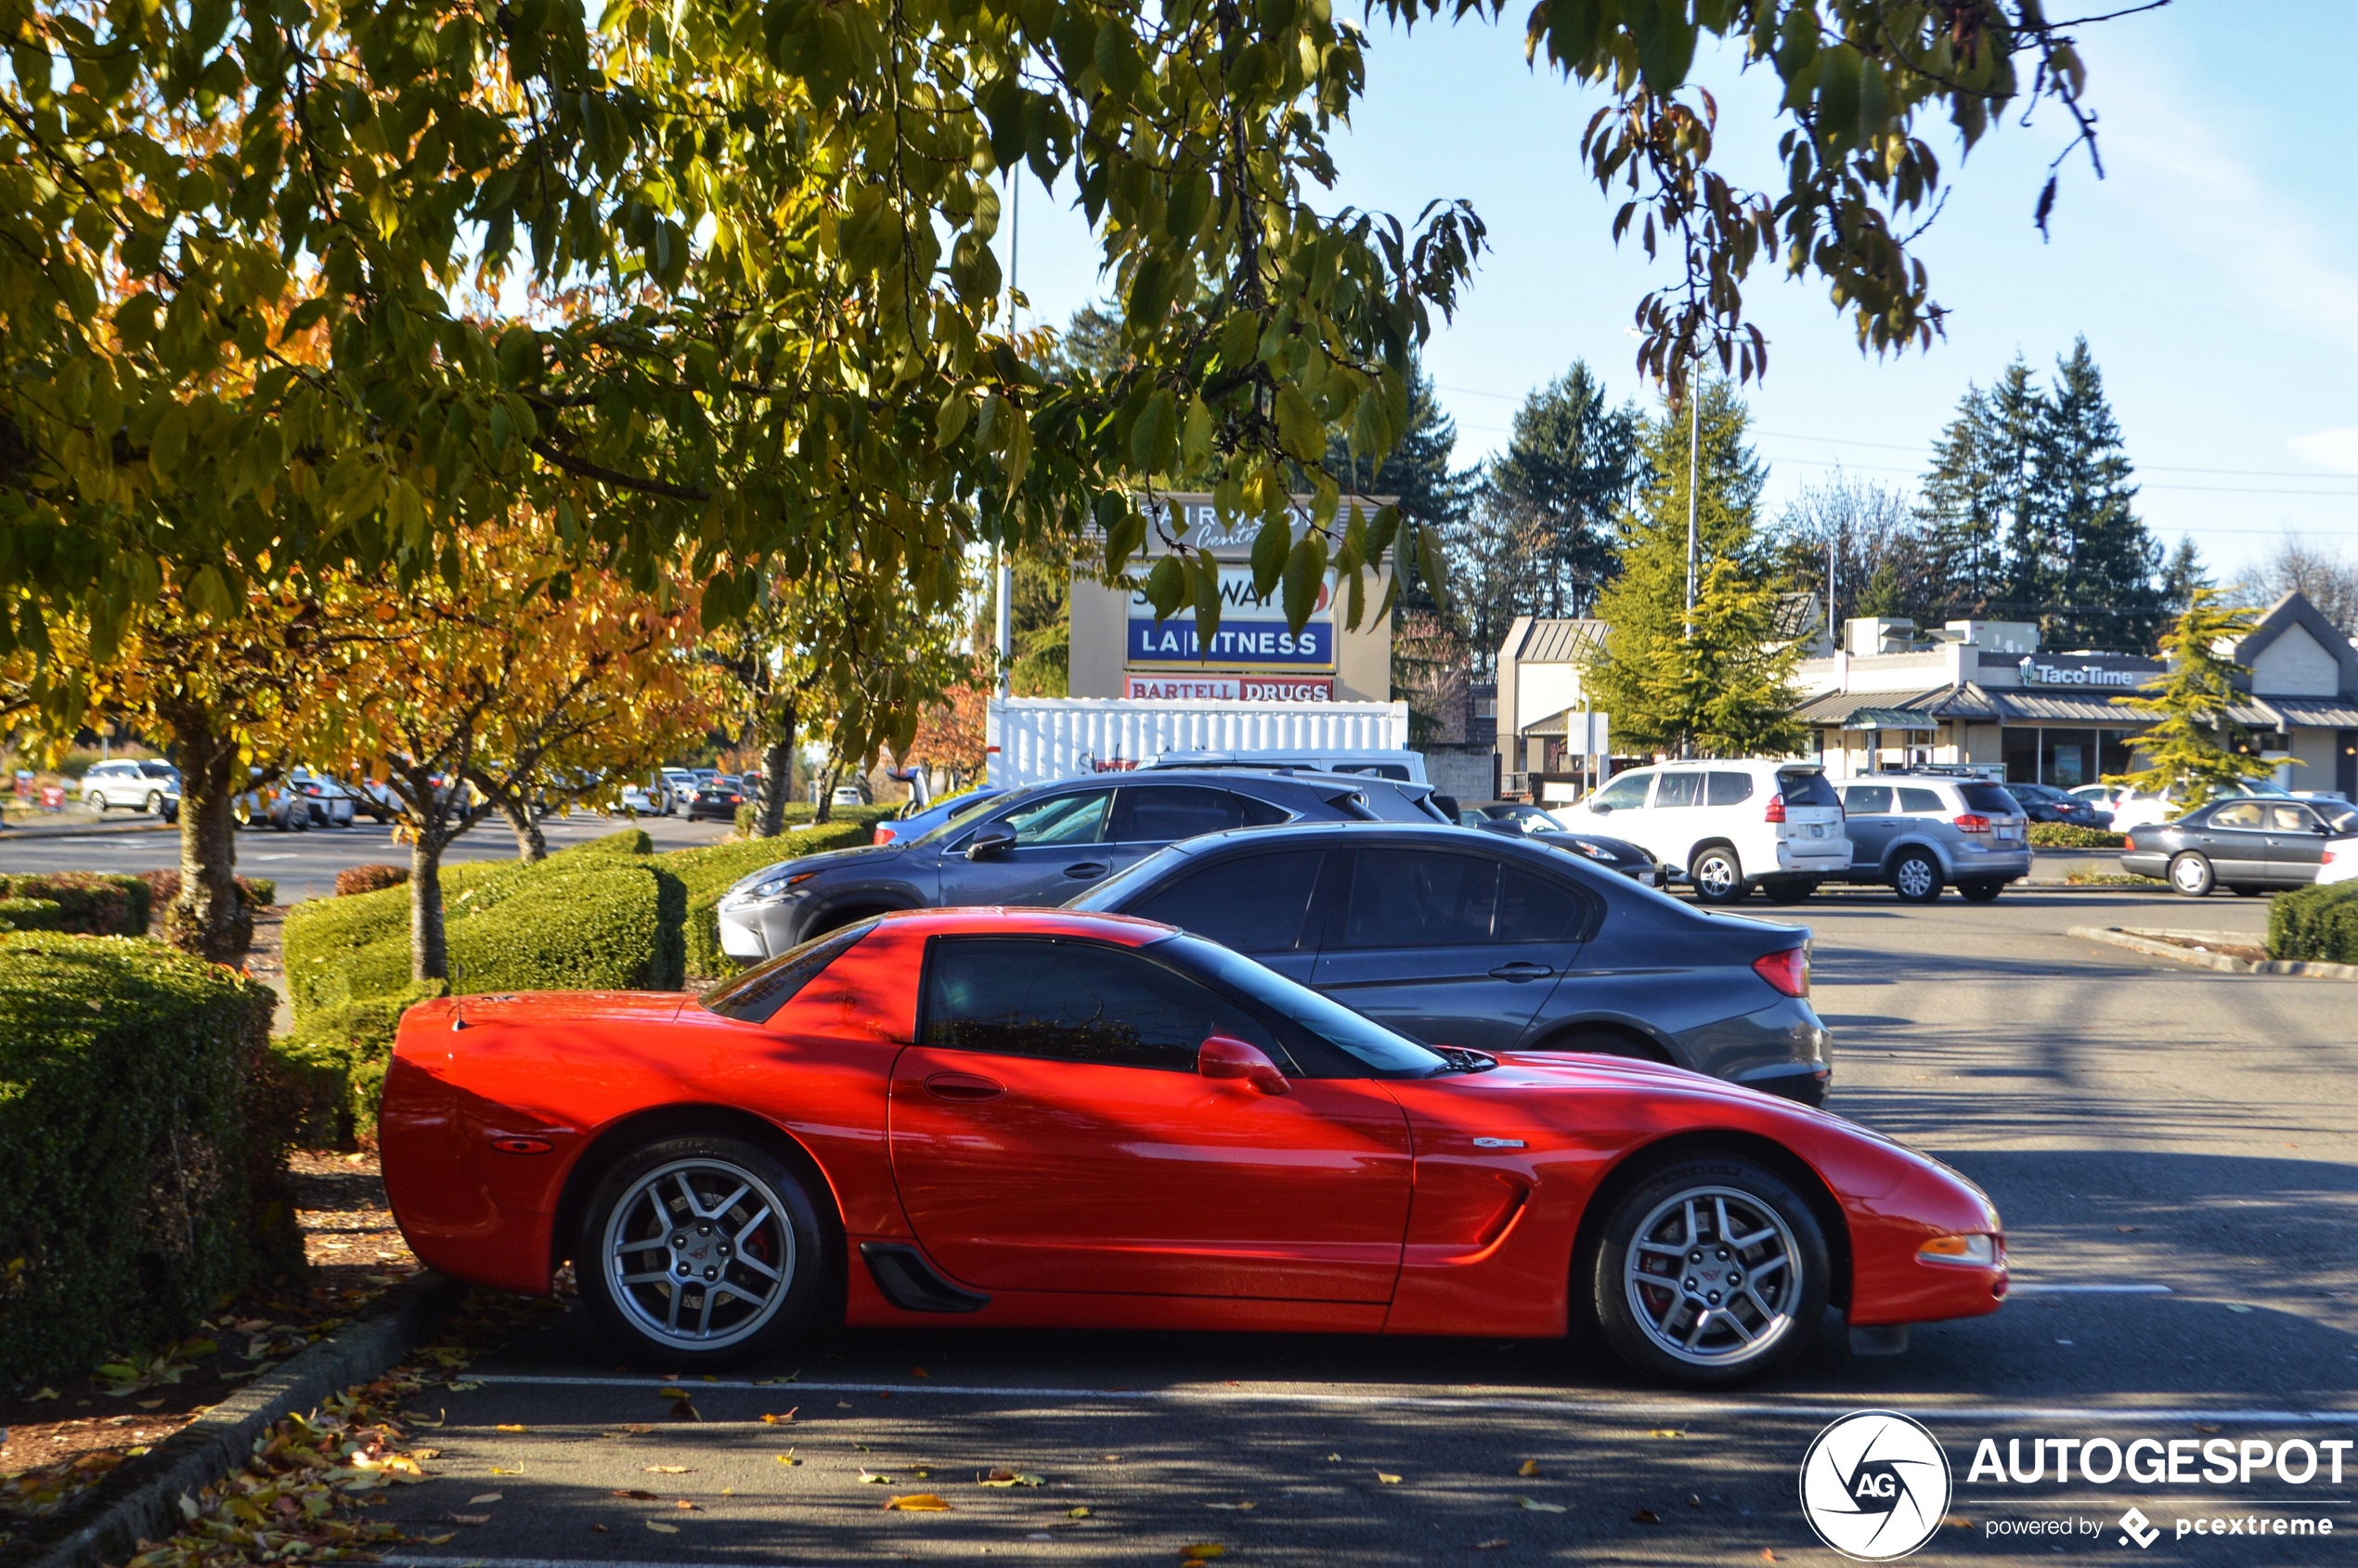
[996, 174, 1018, 700]
[1680, 364, 1701, 760]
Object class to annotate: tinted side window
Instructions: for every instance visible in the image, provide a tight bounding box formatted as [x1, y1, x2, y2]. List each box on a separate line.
[922, 937, 1289, 1071]
[1960, 783, 2018, 814]
[2209, 802, 2263, 828]
[1112, 784, 1244, 842]
[1496, 867, 1589, 943]
[1237, 793, 1292, 827]
[1129, 850, 1326, 953]
[1591, 771, 1652, 810]
[705, 921, 877, 1024]
[1897, 787, 1945, 814]
[1777, 771, 1840, 809]
[1653, 771, 1702, 809]
[1341, 850, 1498, 948]
[1705, 771, 1755, 807]
[1002, 788, 1115, 847]
[1844, 785, 1894, 815]
[2268, 805, 2315, 832]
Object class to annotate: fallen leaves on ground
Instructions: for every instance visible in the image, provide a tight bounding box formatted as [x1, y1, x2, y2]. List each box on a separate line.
[645, 1464, 691, 1474]
[447, 1513, 491, 1525]
[1375, 1471, 1402, 1484]
[1204, 1502, 1254, 1510]
[467, 1493, 501, 1504]
[1630, 1508, 1661, 1523]
[612, 1489, 659, 1500]
[1517, 1459, 1540, 1477]
[1517, 1497, 1566, 1513]
[645, 1519, 680, 1533]
[859, 1470, 893, 1484]
[760, 1409, 798, 1425]
[656, 1386, 692, 1398]
[1647, 1429, 1684, 1438]
[670, 1397, 702, 1419]
[775, 1452, 801, 1466]
[1472, 1541, 1508, 1552]
[1179, 1546, 1226, 1561]
[1067, 1507, 1091, 1519]
[884, 1493, 952, 1511]
[978, 1469, 1043, 1487]
[93, 1340, 219, 1397]
[494, 1424, 528, 1433]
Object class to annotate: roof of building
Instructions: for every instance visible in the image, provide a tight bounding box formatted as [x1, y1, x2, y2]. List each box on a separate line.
[2231, 592, 2358, 696]
[1507, 618, 1608, 665]
[1794, 687, 1953, 724]
[2252, 697, 2358, 729]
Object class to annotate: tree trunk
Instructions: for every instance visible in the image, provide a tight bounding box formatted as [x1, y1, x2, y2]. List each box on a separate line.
[161, 703, 253, 961]
[812, 761, 838, 824]
[755, 695, 796, 838]
[499, 795, 549, 862]
[409, 832, 449, 984]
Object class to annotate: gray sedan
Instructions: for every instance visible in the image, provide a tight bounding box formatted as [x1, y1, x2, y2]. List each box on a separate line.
[1066, 822, 1832, 1105]
[2122, 797, 2358, 895]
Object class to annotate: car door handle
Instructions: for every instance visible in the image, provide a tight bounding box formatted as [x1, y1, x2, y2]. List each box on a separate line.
[924, 1072, 1005, 1102]
[1489, 962, 1554, 981]
[1062, 862, 1109, 879]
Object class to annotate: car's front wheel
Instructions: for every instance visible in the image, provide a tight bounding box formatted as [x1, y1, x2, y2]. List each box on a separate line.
[577, 1134, 831, 1370]
[1589, 1155, 1830, 1388]
[142, 790, 163, 814]
[84, 790, 107, 812]
[1891, 850, 1942, 902]
[1690, 846, 1747, 905]
[2169, 852, 2214, 897]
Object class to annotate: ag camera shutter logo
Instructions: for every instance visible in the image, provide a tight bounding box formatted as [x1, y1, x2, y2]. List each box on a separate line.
[1799, 1410, 1952, 1561]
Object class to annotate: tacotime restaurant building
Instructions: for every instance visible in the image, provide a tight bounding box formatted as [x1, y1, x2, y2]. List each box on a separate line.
[1789, 591, 2358, 799]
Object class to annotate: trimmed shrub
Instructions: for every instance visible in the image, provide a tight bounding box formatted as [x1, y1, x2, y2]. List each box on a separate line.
[0, 935, 299, 1383]
[139, 869, 278, 916]
[569, 826, 654, 858]
[0, 872, 150, 935]
[0, 896, 62, 931]
[336, 863, 410, 898]
[284, 885, 413, 1016]
[2267, 882, 2358, 964]
[274, 981, 445, 1145]
[667, 821, 872, 976]
[2028, 823, 2127, 849]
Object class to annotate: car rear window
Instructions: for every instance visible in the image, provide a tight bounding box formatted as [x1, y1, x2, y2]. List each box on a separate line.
[1776, 771, 1839, 809]
[703, 920, 878, 1024]
[1959, 783, 2018, 814]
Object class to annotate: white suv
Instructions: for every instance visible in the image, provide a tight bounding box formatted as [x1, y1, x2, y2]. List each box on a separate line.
[1554, 760, 1852, 904]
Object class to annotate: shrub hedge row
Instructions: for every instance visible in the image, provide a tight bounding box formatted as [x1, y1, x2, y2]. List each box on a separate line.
[2027, 823, 2128, 849]
[0, 896, 63, 930]
[0, 935, 300, 1382]
[0, 872, 152, 934]
[138, 869, 279, 914]
[2267, 881, 2358, 964]
[335, 863, 410, 897]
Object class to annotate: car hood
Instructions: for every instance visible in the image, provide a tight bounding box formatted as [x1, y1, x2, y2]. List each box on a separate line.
[727, 842, 905, 893]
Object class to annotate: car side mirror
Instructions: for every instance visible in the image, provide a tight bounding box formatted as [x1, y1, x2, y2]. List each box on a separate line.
[1589, 802, 1613, 815]
[965, 822, 1017, 860]
[1198, 1034, 1289, 1096]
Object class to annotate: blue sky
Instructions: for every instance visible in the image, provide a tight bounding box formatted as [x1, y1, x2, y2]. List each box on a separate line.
[991, 2, 2358, 584]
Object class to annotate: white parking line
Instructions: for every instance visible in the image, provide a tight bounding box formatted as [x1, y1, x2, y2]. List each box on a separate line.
[459, 1374, 2352, 1423]
[2007, 1283, 2173, 1295]
[390, 1559, 769, 1568]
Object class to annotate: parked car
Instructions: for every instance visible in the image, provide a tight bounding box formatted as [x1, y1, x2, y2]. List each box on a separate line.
[1151, 748, 1429, 784]
[232, 772, 310, 831]
[716, 768, 1445, 962]
[2321, 823, 2358, 886]
[620, 775, 675, 815]
[285, 767, 358, 827]
[2107, 777, 2325, 833]
[873, 785, 1011, 847]
[77, 758, 179, 814]
[687, 775, 748, 823]
[2119, 797, 2358, 896]
[378, 906, 2003, 1384]
[1829, 774, 2030, 902]
[1457, 801, 1663, 886]
[1069, 822, 1832, 1103]
[1551, 760, 1850, 903]
[830, 784, 867, 808]
[2006, 781, 2114, 829]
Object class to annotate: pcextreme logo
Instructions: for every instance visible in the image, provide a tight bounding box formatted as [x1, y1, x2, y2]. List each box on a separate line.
[1799, 1410, 1954, 1562]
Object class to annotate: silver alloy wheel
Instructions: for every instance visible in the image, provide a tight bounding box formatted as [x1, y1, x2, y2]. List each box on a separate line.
[1894, 855, 1937, 900]
[2170, 854, 2211, 895]
[602, 1157, 797, 1353]
[1622, 1185, 1802, 1367]
[1693, 850, 1740, 900]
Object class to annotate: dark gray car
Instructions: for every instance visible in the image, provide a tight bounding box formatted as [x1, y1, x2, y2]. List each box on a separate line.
[1066, 822, 1832, 1104]
[715, 769, 1446, 962]
[2121, 797, 2358, 895]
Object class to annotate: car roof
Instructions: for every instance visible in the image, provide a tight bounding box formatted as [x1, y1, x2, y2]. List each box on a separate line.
[875, 906, 1174, 945]
[1135, 819, 1575, 860]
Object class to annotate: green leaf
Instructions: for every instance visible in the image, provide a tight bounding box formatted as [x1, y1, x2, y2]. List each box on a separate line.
[1132, 390, 1177, 473]
[1415, 522, 1450, 614]
[936, 393, 972, 447]
[1188, 550, 1222, 643]
[1816, 44, 1862, 148]
[1281, 532, 1327, 632]
[1273, 385, 1322, 461]
[1250, 513, 1289, 600]
[1143, 554, 1186, 621]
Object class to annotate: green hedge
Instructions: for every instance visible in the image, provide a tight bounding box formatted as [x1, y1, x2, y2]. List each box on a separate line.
[0, 872, 150, 935]
[0, 935, 299, 1382]
[667, 821, 873, 976]
[2267, 882, 2358, 964]
[275, 981, 447, 1144]
[2028, 823, 2128, 849]
[0, 896, 62, 931]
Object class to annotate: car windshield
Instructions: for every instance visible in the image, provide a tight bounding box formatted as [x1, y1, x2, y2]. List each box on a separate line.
[913, 784, 1040, 847]
[1157, 932, 1450, 1078]
[1492, 805, 1567, 833]
[2319, 805, 2358, 835]
[1066, 843, 1190, 911]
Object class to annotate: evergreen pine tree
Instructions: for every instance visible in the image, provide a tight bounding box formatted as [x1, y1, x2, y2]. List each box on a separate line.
[2109, 589, 2280, 810]
[1325, 356, 1476, 618]
[1582, 381, 1804, 758]
[2038, 338, 2161, 649]
[2159, 536, 2210, 614]
[1484, 362, 1640, 618]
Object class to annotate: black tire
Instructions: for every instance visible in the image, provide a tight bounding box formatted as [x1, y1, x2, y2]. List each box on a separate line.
[1890, 849, 1942, 903]
[1758, 879, 1818, 905]
[1958, 879, 2004, 903]
[142, 790, 163, 815]
[1588, 1154, 1831, 1388]
[1690, 845, 1747, 905]
[2231, 885, 2267, 898]
[577, 1134, 832, 1371]
[84, 790, 107, 813]
[2168, 852, 2214, 898]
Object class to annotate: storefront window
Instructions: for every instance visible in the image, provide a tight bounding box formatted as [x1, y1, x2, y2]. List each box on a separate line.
[2002, 729, 2039, 784]
[2041, 728, 2095, 787]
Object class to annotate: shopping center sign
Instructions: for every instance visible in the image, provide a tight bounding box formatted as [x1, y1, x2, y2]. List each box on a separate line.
[1126, 564, 1337, 670]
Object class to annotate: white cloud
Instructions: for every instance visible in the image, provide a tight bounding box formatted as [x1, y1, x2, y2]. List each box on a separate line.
[2287, 427, 2358, 474]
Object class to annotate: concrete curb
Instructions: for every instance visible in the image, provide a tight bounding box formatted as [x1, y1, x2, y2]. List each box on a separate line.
[2066, 925, 2358, 980]
[24, 1272, 465, 1568]
[0, 819, 176, 841]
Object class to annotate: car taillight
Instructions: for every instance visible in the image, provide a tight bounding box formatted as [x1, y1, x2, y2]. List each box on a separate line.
[1764, 794, 1786, 823]
[1953, 813, 1991, 835]
[2326, 843, 2345, 866]
[873, 825, 896, 846]
[1752, 947, 1808, 998]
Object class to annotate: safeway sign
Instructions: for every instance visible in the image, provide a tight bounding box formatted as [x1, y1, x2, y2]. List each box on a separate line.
[1126, 564, 1337, 671]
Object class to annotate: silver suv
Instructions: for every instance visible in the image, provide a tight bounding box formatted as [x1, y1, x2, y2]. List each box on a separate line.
[1830, 773, 2030, 902]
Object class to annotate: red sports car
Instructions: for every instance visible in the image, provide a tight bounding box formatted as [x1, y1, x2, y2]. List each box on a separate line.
[380, 908, 2004, 1388]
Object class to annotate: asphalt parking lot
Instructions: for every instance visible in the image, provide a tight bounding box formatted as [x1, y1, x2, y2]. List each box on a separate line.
[321, 884, 2357, 1565]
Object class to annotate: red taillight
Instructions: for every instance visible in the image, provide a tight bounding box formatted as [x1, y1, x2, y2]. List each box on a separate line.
[1752, 947, 1809, 998]
[873, 825, 895, 846]
[1764, 794, 1786, 823]
[1953, 813, 1991, 835]
[729, 794, 744, 804]
[2326, 843, 2345, 865]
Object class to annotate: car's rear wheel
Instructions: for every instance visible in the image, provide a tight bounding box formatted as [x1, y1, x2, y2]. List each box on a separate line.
[1957, 879, 2004, 903]
[1891, 850, 1942, 903]
[1589, 1155, 1830, 1388]
[1535, 1027, 1671, 1065]
[1690, 846, 1747, 905]
[84, 790, 107, 811]
[2168, 852, 2214, 897]
[577, 1134, 830, 1370]
[1758, 879, 1817, 904]
[142, 790, 163, 814]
